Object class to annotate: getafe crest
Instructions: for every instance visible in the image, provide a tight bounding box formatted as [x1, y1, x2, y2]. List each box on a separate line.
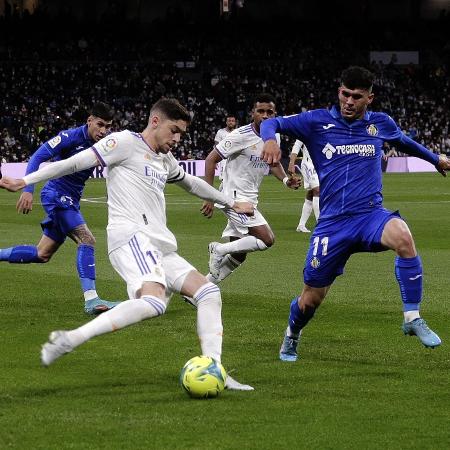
[310, 257, 320, 268]
[366, 124, 378, 136]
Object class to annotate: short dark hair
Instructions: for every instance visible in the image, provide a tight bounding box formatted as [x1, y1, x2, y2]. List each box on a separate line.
[90, 102, 114, 121]
[150, 98, 191, 123]
[340, 66, 374, 91]
[252, 93, 276, 108]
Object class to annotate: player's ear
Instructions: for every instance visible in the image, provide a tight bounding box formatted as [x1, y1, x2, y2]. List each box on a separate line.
[367, 92, 375, 104]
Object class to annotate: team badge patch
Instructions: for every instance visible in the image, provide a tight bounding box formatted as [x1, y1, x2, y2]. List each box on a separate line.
[366, 124, 378, 136]
[101, 138, 118, 152]
[224, 140, 232, 149]
[48, 136, 62, 148]
[310, 257, 320, 269]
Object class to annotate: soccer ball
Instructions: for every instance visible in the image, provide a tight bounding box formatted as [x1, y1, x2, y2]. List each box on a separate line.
[180, 355, 227, 399]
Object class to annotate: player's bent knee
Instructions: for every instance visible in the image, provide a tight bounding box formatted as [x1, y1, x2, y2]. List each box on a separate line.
[140, 295, 167, 318]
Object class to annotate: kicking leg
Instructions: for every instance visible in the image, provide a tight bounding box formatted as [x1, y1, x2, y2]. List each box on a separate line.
[0, 234, 60, 264]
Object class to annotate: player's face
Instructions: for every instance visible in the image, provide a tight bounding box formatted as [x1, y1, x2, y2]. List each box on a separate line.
[87, 116, 113, 142]
[252, 102, 276, 130]
[226, 117, 237, 130]
[338, 86, 374, 121]
[152, 116, 188, 153]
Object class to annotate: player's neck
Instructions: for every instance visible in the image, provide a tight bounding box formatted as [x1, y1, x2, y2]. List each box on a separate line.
[251, 122, 260, 135]
[140, 129, 158, 153]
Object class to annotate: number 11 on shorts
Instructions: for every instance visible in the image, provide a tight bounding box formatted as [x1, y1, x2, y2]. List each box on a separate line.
[313, 236, 329, 256]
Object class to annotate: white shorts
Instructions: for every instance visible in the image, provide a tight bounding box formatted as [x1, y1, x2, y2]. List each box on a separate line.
[109, 232, 195, 301]
[301, 161, 319, 190]
[220, 207, 268, 239]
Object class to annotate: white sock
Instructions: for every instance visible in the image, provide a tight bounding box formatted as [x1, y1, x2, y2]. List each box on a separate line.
[67, 296, 166, 347]
[312, 196, 320, 221]
[83, 290, 98, 301]
[193, 282, 223, 362]
[215, 236, 268, 256]
[207, 255, 242, 284]
[404, 310, 421, 323]
[299, 199, 313, 227]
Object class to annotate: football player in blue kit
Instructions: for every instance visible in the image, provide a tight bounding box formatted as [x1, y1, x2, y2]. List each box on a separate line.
[0, 103, 120, 315]
[260, 66, 450, 361]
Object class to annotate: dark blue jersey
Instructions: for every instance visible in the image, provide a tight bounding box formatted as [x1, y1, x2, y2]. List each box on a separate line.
[24, 125, 95, 202]
[261, 106, 439, 219]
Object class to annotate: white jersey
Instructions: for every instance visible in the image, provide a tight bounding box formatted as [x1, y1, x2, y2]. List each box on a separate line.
[214, 127, 232, 145]
[216, 124, 280, 206]
[292, 139, 319, 190]
[214, 127, 233, 180]
[92, 130, 185, 254]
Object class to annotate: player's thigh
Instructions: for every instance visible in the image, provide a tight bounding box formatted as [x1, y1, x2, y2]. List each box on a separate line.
[36, 234, 62, 260]
[109, 233, 166, 300]
[162, 252, 197, 296]
[303, 218, 354, 288]
[221, 208, 268, 239]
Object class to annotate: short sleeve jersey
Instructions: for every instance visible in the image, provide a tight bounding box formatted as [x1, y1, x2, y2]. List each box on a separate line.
[216, 123, 280, 206]
[270, 106, 404, 218]
[92, 130, 185, 253]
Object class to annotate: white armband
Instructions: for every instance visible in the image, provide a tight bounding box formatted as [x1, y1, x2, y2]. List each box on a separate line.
[282, 176, 289, 187]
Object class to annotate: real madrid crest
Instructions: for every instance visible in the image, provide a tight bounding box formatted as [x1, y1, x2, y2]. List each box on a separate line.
[366, 124, 378, 136]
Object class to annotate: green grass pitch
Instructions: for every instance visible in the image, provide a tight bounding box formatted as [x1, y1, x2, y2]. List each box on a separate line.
[0, 173, 449, 449]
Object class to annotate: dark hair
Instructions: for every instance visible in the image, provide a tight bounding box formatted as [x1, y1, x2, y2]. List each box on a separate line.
[252, 93, 276, 107]
[90, 102, 114, 121]
[150, 98, 191, 123]
[340, 66, 374, 91]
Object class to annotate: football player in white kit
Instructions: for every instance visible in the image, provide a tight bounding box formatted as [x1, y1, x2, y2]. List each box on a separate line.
[200, 94, 300, 283]
[0, 99, 254, 391]
[214, 115, 237, 181]
[288, 139, 320, 233]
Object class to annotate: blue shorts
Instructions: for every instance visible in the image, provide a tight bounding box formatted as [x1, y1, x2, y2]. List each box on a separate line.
[40, 190, 85, 244]
[303, 208, 401, 288]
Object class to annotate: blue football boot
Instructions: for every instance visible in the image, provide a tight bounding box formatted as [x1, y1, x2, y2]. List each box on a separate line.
[279, 332, 299, 362]
[402, 318, 442, 348]
[84, 297, 121, 316]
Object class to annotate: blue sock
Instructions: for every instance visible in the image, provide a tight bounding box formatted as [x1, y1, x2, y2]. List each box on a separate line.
[395, 255, 422, 312]
[288, 297, 316, 337]
[77, 244, 97, 293]
[0, 246, 43, 263]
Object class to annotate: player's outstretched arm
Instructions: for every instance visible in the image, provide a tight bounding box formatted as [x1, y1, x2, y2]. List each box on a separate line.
[0, 176, 26, 192]
[436, 154, 450, 177]
[270, 162, 301, 190]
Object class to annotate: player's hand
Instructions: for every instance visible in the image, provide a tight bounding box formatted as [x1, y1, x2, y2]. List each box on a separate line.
[16, 191, 34, 214]
[0, 176, 26, 193]
[231, 201, 254, 216]
[287, 164, 296, 175]
[286, 174, 302, 190]
[261, 139, 281, 165]
[436, 154, 450, 177]
[200, 201, 214, 218]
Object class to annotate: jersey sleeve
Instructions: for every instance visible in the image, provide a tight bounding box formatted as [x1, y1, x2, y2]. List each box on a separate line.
[166, 151, 186, 183]
[214, 129, 221, 144]
[261, 113, 312, 142]
[380, 114, 403, 141]
[215, 130, 248, 159]
[91, 132, 131, 167]
[23, 131, 73, 193]
[291, 140, 304, 155]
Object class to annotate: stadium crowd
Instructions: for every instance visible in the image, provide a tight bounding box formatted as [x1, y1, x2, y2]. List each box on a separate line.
[0, 8, 449, 162]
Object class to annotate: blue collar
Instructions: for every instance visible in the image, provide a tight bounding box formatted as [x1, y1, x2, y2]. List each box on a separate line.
[330, 105, 371, 122]
[81, 124, 94, 143]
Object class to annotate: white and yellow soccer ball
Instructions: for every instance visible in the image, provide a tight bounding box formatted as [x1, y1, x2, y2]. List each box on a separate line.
[180, 355, 227, 399]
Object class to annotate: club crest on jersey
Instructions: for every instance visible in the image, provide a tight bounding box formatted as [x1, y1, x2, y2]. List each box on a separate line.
[310, 257, 320, 268]
[48, 135, 62, 148]
[366, 124, 378, 136]
[223, 140, 232, 149]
